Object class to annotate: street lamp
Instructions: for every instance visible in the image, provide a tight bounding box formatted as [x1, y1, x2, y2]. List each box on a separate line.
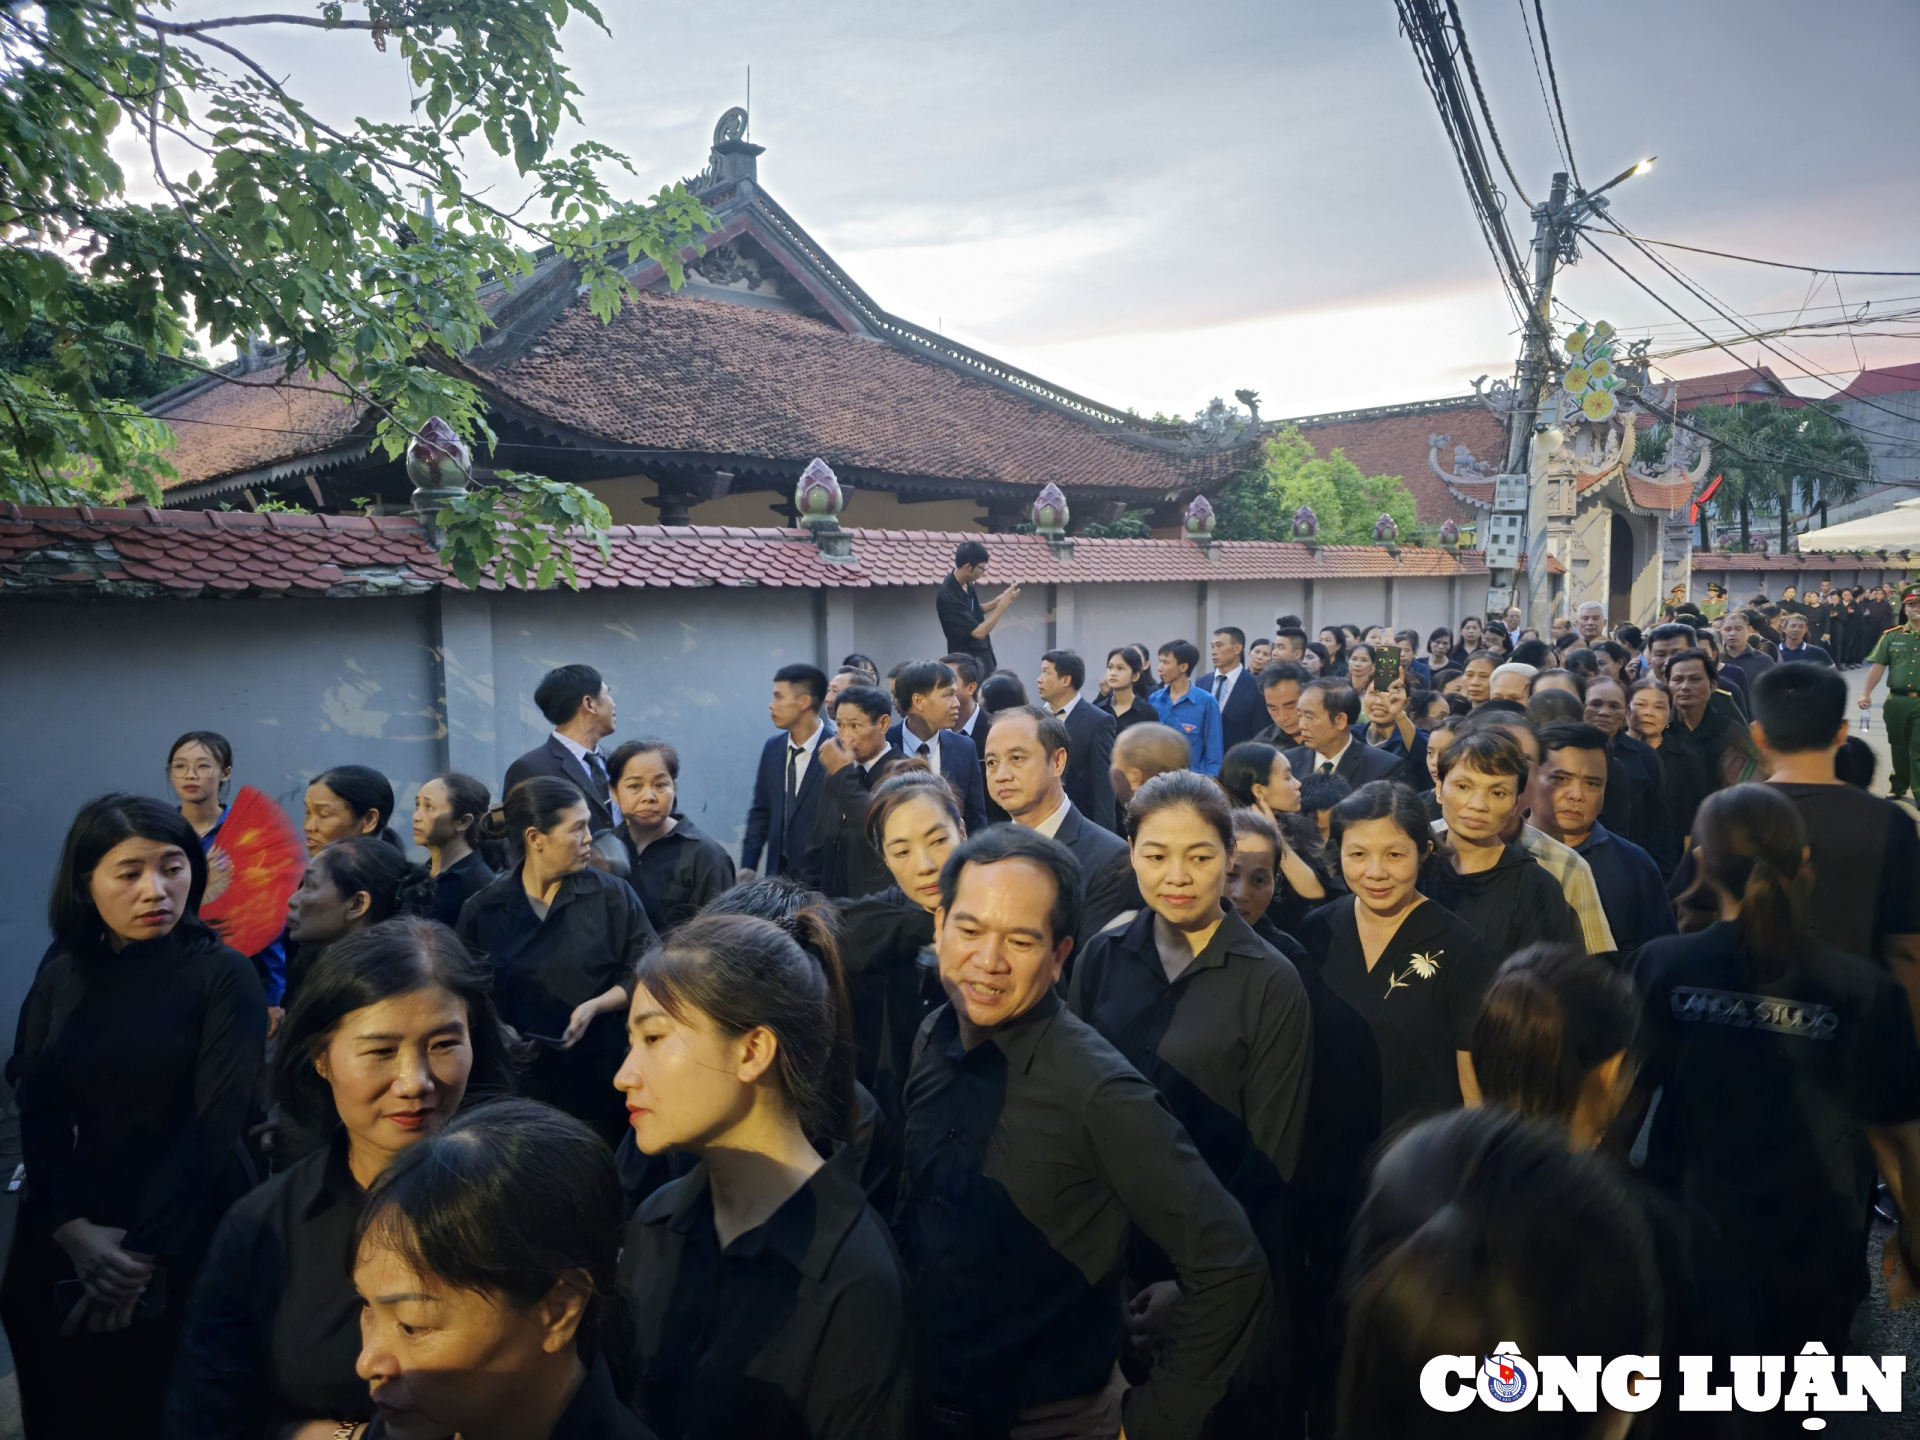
[1570, 157, 1656, 218]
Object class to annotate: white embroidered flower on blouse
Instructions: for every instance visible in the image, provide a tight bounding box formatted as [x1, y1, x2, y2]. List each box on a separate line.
[1383, 949, 1443, 997]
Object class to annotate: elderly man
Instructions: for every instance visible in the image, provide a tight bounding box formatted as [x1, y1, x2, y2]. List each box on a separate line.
[1574, 601, 1607, 646]
[1111, 723, 1194, 812]
[1488, 662, 1537, 705]
[1777, 612, 1834, 667]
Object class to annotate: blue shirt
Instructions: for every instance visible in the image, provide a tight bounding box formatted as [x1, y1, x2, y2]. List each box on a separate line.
[1574, 822, 1676, 959]
[1148, 683, 1223, 776]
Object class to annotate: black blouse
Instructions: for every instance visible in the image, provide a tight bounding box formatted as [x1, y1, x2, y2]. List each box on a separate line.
[1094, 692, 1159, 735]
[13, 928, 267, 1257]
[838, 887, 940, 1113]
[428, 849, 496, 928]
[1294, 896, 1491, 1197]
[166, 1131, 369, 1439]
[622, 1152, 907, 1440]
[455, 864, 657, 1038]
[621, 816, 738, 934]
[364, 1350, 651, 1440]
[1067, 906, 1312, 1265]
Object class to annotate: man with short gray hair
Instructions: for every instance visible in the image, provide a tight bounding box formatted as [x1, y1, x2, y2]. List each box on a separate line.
[1575, 601, 1606, 645]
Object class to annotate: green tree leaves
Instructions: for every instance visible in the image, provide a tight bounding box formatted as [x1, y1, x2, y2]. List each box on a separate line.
[0, 0, 711, 590]
[1689, 401, 1872, 551]
[1213, 427, 1422, 545]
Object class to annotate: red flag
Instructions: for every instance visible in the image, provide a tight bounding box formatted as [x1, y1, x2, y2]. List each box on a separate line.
[201, 786, 305, 956]
[1691, 472, 1723, 525]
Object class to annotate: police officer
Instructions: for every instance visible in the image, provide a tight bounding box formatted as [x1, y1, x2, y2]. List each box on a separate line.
[1859, 584, 1920, 798]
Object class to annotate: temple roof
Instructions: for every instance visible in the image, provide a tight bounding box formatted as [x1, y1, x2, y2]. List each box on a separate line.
[143, 116, 1255, 510]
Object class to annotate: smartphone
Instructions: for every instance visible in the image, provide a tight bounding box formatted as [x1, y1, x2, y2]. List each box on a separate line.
[1373, 648, 1401, 689]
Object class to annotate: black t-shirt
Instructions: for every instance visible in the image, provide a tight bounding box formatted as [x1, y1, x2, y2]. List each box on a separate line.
[936, 573, 995, 670]
[1773, 782, 1920, 963]
[1631, 921, 1920, 1337]
[1294, 896, 1492, 1197]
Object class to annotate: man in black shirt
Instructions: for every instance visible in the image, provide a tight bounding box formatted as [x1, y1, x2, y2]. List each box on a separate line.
[1035, 649, 1118, 832]
[1715, 609, 1775, 690]
[1753, 664, 1920, 1017]
[937, 540, 1021, 674]
[1664, 648, 1759, 793]
[897, 827, 1272, 1440]
[1776, 611, 1835, 667]
[1250, 662, 1306, 749]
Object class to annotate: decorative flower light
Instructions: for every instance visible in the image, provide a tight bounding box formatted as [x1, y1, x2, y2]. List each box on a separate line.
[1183, 494, 1216, 540]
[405, 417, 471, 490]
[1374, 513, 1400, 544]
[1032, 482, 1070, 536]
[794, 457, 844, 528]
[1291, 504, 1318, 539]
[1439, 518, 1460, 548]
[1560, 320, 1621, 424]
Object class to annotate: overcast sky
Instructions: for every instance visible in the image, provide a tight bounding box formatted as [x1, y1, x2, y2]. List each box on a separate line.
[161, 0, 1920, 420]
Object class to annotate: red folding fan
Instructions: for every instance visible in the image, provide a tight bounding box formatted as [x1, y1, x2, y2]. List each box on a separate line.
[201, 785, 306, 956]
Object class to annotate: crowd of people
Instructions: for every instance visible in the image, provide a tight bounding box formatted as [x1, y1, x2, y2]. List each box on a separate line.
[8, 539, 1920, 1440]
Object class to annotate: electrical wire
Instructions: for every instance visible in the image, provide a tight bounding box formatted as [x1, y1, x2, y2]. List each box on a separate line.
[1587, 215, 1920, 440]
[1610, 233, 1920, 279]
[1514, 0, 1571, 177]
[1442, 0, 1532, 207]
[1530, 0, 1579, 188]
[1394, 0, 1542, 344]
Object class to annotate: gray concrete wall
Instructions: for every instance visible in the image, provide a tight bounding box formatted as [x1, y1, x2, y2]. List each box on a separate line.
[0, 571, 1472, 1028]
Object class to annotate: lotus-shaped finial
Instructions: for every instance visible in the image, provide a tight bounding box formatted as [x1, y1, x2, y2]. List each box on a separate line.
[795, 457, 844, 528]
[1183, 494, 1216, 539]
[1374, 513, 1400, 544]
[1032, 482, 1070, 536]
[405, 416, 471, 490]
[1291, 504, 1318, 539]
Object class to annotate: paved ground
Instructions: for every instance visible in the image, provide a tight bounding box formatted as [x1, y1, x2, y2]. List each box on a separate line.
[0, 666, 1911, 1437]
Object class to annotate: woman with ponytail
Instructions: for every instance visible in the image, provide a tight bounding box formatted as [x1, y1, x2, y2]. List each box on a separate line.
[1630, 784, 1920, 1354]
[614, 910, 907, 1440]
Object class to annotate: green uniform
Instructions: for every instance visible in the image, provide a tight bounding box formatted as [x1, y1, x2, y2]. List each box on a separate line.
[1867, 621, 1920, 795]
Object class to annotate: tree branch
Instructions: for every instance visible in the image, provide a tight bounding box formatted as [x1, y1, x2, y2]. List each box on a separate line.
[138, 12, 377, 36]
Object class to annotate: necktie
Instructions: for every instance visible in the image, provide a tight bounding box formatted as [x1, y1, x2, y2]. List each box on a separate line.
[784, 744, 802, 811]
[583, 749, 611, 808]
[1318, 759, 1335, 776]
[1054, 707, 1068, 717]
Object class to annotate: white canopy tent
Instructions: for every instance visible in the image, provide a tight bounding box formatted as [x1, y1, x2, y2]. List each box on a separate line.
[1798, 498, 1920, 552]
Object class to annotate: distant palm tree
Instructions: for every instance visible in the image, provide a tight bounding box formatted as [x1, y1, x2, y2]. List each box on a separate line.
[1688, 401, 1872, 551]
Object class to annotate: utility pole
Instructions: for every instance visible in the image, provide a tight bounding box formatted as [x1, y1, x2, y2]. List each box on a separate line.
[1498, 159, 1653, 629]
[1504, 172, 1569, 632]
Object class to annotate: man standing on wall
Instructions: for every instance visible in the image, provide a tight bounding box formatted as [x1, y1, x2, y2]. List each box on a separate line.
[938, 540, 1021, 674]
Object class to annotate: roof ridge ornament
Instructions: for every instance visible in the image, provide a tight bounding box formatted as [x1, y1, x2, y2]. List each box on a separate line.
[689, 107, 764, 193]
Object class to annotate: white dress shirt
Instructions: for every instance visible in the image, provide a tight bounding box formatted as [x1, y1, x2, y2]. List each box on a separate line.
[1051, 692, 1082, 720]
[1212, 663, 1244, 711]
[1310, 734, 1354, 777]
[1031, 794, 1073, 838]
[784, 719, 826, 793]
[899, 722, 943, 777]
[551, 730, 621, 821]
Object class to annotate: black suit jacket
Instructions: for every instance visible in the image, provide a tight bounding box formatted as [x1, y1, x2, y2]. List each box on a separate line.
[1053, 802, 1141, 948]
[799, 747, 904, 900]
[1056, 700, 1118, 833]
[1284, 734, 1408, 789]
[740, 720, 837, 877]
[1204, 668, 1267, 751]
[886, 722, 989, 834]
[504, 734, 615, 833]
